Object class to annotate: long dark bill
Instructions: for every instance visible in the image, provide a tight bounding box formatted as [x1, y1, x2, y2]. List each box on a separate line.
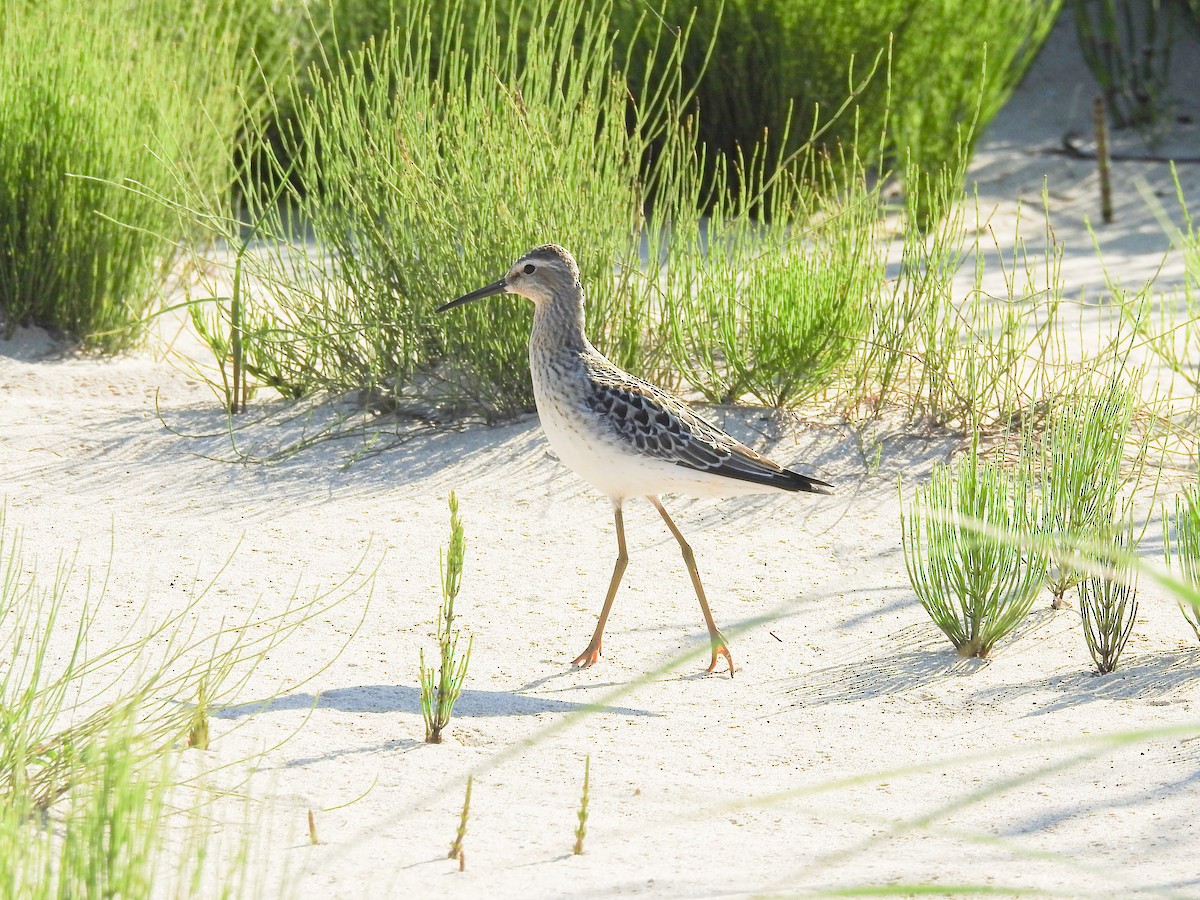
[435, 278, 507, 314]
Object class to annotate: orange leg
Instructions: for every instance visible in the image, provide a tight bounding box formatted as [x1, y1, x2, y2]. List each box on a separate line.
[649, 496, 734, 677]
[572, 502, 628, 667]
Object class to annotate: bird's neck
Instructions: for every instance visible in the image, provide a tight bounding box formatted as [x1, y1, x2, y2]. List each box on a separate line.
[531, 287, 589, 357]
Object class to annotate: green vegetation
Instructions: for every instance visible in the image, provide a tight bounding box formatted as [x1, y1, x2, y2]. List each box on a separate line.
[1079, 536, 1139, 673]
[1071, 0, 1181, 134]
[902, 443, 1047, 657]
[1165, 474, 1200, 640]
[613, 0, 1061, 200]
[165, 0, 1079, 425]
[0, 507, 374, 897]
[1033, 375, 1144, 608]
[181, 0, 686, 420]
[659, 145, 884, 409]
[421, 492, 473, 744]
[0, 0, 252, 349]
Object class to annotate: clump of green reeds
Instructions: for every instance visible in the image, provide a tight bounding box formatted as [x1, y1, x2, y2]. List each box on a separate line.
[612, 0, 1059, 201]
[1034, 375, 1143, 608]
[659, 137, 884, 410]
[842, 166, 1070, 432]
[185, 0, 685, 420]
[1078, 534, 1139, 674]
[0, 0, 246, 349]
[902, 443, 1047, 658]
[1165, 474, 1200, 640]
[573, 755, 591, 856]
[1072, 0, 1179, 135]
[421, 492, 473, 744]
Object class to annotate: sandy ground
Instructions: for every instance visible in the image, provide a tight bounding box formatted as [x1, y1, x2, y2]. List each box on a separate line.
[5, 15, 1200, 899]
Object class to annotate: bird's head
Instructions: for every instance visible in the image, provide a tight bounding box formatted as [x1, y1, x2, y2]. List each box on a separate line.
[436, 244, 581, 313]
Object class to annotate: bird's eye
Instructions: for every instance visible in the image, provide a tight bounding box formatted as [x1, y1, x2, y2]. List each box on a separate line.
[523, 264, 535, 274]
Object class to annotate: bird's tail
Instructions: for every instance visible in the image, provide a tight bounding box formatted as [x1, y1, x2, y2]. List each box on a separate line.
[784, 469, 833, 494]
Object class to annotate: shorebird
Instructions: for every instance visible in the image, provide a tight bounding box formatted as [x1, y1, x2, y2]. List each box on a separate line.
[438, 244, 831, 676]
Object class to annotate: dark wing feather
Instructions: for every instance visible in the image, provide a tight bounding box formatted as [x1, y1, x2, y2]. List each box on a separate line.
[584, 359, 832, 494]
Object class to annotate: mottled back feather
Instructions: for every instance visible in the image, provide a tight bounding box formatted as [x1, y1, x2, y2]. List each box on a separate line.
[583, 356, 831, 494]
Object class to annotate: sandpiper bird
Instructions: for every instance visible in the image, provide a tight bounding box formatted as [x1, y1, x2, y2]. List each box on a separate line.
[438, 244, 831, 676]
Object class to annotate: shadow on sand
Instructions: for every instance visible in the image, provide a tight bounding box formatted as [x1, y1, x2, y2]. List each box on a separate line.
[213, 683, 657, 720]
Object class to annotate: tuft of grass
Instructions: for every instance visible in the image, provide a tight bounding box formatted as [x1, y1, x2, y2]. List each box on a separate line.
[1071, 0, 1180, 136]
[613, 0, 1060, 202]
[1165, 473, 1200, 640]
[1033, 375, 1143, 608]
[660, 141, 884, 410]
[0, 0, 246, 349]
[1079, 536, 1139, 674]
[573, 755, 591, 856]
[448, 774, 472, 862]
[421, 492, 473, 744]
[843, 169, 1070, 432]
[902, 442, 1047, 658]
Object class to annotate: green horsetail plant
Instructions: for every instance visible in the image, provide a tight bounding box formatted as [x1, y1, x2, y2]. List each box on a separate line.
[660, 137, 885, 410]
[902, 443, 1046, 658]
[0, 0, 244, 349]
[1126, 167, 1200, 397]
[448, 774, 471, 862]
[1035, 375, 1142, 608]
[573, 755, 591, 855]
[421, 492, 472, 744]
[1165, 474, 1200, 640]
[1079, 532, 1139, 674]
[1071, 0, 1179, 134]
[202, 0, 690, 421]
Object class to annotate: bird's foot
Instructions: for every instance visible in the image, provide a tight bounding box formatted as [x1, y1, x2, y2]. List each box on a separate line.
[572, 641, 602, 668]
[708, 633, 734, 678]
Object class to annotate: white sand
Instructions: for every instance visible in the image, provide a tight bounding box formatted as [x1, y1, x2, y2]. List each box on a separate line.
[4, 16, 1200, 898]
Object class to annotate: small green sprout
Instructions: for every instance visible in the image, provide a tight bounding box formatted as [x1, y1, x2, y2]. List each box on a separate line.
[421, 492, 473, 744]
[1079, 567, 1138, 675]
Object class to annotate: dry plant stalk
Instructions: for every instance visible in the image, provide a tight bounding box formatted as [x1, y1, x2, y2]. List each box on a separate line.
[449, 775, 472, 861]
[308, 809, 318, 845]
[1094, 95, 1114, 224]
[573, 755, 591, 855]
[186, 678, 210, 750]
